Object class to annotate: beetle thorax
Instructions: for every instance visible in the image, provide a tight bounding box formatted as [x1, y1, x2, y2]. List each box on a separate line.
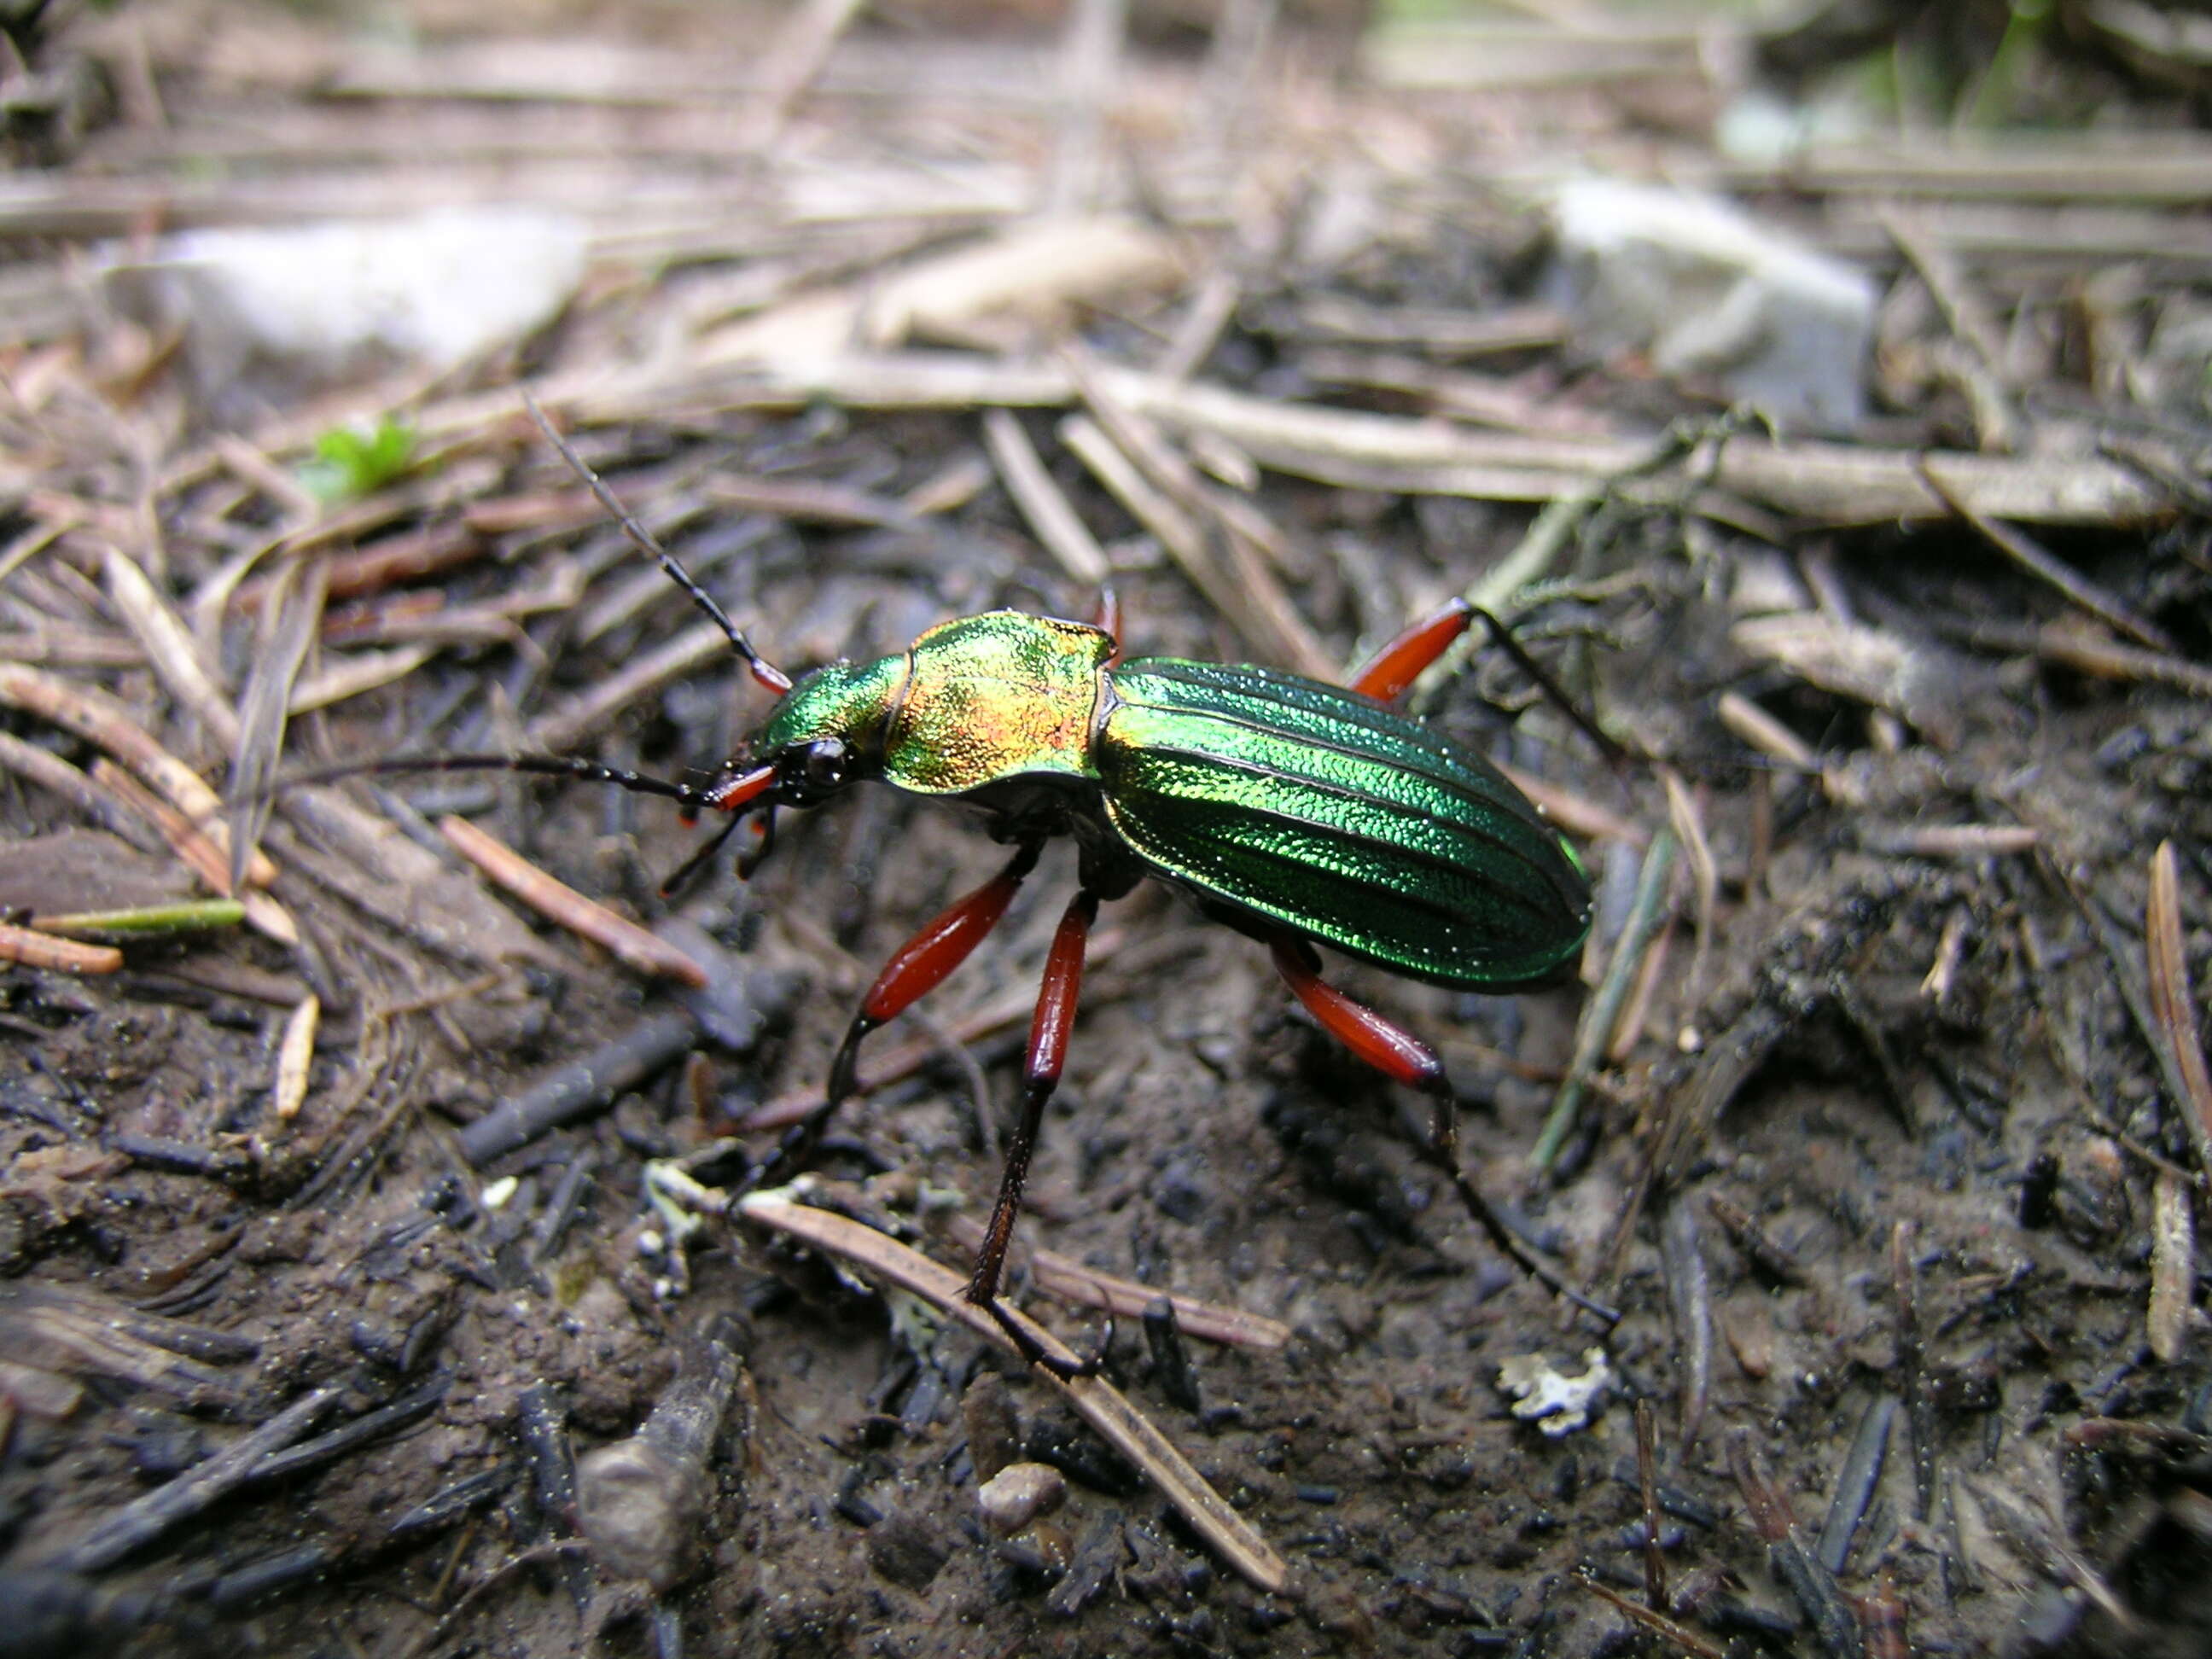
[882, 612, 1114, 795]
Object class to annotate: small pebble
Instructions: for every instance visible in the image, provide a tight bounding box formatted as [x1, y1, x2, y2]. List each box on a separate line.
[976, 1460, 1067, 1536]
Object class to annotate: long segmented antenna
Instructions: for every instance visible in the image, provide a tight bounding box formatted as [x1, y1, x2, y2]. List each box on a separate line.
[523, 395, 793, 696]
[299, 753, 722, 812]
[289, 753, 785, 893]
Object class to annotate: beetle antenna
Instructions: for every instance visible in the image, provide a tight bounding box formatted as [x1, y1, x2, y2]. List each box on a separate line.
[524, 396, 794, 696]
[286, 752, 724, 814]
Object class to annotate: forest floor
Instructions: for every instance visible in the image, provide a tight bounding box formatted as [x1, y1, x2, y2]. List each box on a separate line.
[3, 3, 2212, 1656]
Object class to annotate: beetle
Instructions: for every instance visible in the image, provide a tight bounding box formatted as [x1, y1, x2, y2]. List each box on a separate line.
[384, 415, 1600, 1360]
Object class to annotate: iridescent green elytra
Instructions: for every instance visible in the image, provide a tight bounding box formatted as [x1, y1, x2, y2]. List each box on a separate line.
[738, 610, 1589, 990]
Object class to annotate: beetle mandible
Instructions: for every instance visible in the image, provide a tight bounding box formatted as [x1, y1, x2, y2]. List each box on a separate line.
[412, 415, 1598, 1361]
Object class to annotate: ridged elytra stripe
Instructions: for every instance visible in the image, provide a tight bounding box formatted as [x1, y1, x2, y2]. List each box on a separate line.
[1098, 658, 1590, 990]
[1115, 659, 1542, 808]
[1113, 796, 1576, 987]
[1100, 753, 1583, 987]
[1104, 742, 1566, 927]
[1102, 710, 1563, 904]
[1105, 659, 1576, 888]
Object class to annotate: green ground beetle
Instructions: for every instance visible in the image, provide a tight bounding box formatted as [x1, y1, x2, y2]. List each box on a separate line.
[392, 416, 1601, 1360]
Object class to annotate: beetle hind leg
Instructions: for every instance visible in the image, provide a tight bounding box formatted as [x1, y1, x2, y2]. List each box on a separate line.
[1347, 598, 1475, 702]
[966, 887, 1106, 1380]
[1267, 935, 1618, 1328]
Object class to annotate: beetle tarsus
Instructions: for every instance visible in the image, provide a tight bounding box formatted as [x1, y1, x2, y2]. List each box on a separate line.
[965, 888, 1097, 1304]
[979, 1295, 1112, 1381]
[823, 1019, 876, 1123]
[1469, 606, 1630, 764]
[659, 812, 748, 897]
[735, 808, 777, 879]
[1414, 1089, 1621, 1330]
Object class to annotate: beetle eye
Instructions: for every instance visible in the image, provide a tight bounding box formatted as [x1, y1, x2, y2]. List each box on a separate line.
[799, 738, 848, 792]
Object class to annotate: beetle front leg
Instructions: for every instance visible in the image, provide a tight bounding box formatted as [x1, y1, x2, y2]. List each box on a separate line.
[1267, 935, 1618, 1327]
[753, 839, 1044, 1189]
[966, 888, 1102, 1377]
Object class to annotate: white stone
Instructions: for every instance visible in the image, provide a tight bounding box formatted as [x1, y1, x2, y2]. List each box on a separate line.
[1551, 178, 1875, 433]
[976, 1461, 1068, 1536]
[101, 207, 585, 397]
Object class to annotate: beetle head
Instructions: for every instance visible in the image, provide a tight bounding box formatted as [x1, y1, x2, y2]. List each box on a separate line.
[703, 653, 906, 818]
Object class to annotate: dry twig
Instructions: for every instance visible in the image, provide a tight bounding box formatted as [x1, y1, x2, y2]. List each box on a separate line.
[2148, 840, 2212, 1175]
[981, 408, 1109, 585]
[1579, 1575, 1726, 1659]
[102, 546, 240, 749]
[2151, 1168, 2194, 1364]
[0, 921, 123, 975]
[438, 815, 707, 988]
[0, 662, 276, 888]
[1917, 459, 2175, 651]
[941, 1213, 1289, 1350]
[1537, 826, 1674, 1171]
[227, 552, 327, 889]
[736, 1187, 1290, 1593]
[271, 994, 321, 1124]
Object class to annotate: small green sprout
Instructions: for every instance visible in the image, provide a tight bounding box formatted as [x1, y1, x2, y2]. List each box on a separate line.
[300, 416, 416, 503]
